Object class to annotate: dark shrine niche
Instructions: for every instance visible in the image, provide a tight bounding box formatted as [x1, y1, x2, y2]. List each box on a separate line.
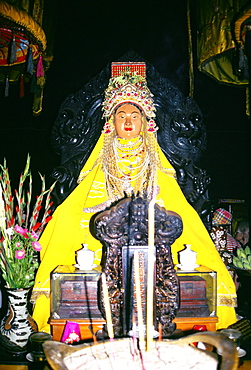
[93, 195, 183, 337]
[50, 50, 211, 225]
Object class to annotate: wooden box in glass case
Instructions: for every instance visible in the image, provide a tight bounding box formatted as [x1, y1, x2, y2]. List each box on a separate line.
[51, 265, 103, 320]
[176, 266, 217, 318]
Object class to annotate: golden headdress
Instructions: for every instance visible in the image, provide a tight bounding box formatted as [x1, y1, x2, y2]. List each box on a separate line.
[102, 62, 157, 134]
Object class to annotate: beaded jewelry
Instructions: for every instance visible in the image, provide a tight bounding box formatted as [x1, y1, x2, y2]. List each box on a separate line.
[79, 63, 175, 205]
[147, 119, 158, 132]
[101, 115, 161, 201]
[102, 117, 115, 135]
[102, 63, 158, 134]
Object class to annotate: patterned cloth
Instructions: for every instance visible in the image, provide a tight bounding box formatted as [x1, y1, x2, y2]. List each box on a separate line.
[212, 208, 232, 225]
[210, 227, 241, 280]
[226, 233, 241, 253]
[210, 226, 227, 252]
[210, 227, 240, 257]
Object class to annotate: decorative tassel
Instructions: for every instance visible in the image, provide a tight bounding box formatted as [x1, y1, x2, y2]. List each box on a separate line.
[36, 55, 44, 78]
[102, 121, 113, 134]
[147, 119, 158, 132]
[4, 76, 9, 97]
[33, 85, 43, 116]
[19, 74, 25, 98]
[30, 73, 37, 94]
[8, 36, 17, 64]
[26, 46, 34, 75]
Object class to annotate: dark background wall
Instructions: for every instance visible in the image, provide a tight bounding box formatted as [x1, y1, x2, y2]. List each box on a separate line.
[0, 0, 249, 211]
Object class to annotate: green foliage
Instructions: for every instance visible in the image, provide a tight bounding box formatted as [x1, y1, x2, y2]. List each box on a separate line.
[0, 155, 56, 288]
[232, 245, 251, 271]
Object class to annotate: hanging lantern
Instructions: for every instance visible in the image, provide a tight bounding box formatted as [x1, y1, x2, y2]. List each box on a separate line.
[0, 0, 52, 115]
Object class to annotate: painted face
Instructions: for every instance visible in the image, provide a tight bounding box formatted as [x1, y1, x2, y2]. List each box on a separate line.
[114, 104, 143, 139]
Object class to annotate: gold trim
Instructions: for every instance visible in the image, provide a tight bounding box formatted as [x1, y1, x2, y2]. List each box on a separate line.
[30, 289, 50, 303]
[0, 1, 46, 51]
[217, 294, 237, 308]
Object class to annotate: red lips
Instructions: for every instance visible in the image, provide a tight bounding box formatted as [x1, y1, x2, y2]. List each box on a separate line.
[125, 128, 133, 131]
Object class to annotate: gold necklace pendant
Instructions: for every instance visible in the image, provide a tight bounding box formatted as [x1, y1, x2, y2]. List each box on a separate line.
[122, 179, 134, 193]
[115, 136, 143, 148]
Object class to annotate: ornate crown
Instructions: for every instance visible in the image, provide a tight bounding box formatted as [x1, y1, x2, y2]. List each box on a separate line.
[102, 62, 156, 120]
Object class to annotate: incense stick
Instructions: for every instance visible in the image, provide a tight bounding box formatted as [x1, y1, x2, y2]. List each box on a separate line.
[158, 322, 162, 342]
[147, 198, 155, 351]
[101, 272, 114, 340]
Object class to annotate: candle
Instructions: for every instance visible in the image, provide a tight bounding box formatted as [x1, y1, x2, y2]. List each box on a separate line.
[132, 313, 137, 360]
[147, 198, 155, 351]
[101, 272, 114, 340]
[134, 251, 144, 344]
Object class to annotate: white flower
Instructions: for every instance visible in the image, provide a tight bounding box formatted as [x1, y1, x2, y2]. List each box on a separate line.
[5, 227, 14, 237]
[0, 215, 6, 230]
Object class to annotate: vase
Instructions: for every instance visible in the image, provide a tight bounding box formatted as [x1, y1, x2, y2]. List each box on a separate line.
[75, 244, 95, 270]
[0, 287, 38, 354]
[178, 244, 198, 270]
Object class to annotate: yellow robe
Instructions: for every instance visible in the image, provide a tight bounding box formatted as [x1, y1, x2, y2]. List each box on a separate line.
[32, 134, 237, 333]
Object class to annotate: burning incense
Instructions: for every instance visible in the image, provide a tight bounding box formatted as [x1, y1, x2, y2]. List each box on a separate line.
[101, 272, 114, 340]
[158, 323, 162, 342]
[147, 198, 155, 351]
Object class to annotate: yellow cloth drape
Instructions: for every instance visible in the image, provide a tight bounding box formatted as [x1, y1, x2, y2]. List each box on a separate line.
[196, 0, 249, 85]
[32, 134, 237, 333]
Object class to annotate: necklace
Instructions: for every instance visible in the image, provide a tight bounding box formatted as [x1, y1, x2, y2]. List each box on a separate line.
[113, 140, 148, 176]
[113, 137, 145, 163]
[103, 135, 153, 197]
[114, 136, 143, 149]
[103, 152, 150, 182]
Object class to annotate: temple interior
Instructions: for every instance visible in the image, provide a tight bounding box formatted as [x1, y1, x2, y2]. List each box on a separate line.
[0, 0, 250, 369]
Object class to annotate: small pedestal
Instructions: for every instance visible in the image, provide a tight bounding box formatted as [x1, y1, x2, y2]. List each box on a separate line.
[173, 316, 218, 332]
[50, 318, 106, 341]
[174, 265, 218, 331]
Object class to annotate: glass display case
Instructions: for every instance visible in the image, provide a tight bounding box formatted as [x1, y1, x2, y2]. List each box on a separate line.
[175, 265, 217, 318]
[51, 265, 103, 320]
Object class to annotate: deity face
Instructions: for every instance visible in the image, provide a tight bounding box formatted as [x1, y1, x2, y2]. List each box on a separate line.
[114, 103, 143, 139]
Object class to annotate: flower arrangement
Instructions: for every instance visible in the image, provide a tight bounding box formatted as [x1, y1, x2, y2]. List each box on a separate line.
[0, 155, 55, 289]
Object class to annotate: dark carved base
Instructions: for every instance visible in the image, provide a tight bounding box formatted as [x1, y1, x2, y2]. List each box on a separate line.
[94, 195, 183, 337]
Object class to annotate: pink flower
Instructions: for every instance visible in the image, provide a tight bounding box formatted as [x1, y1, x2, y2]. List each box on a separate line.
[14, 225, 29, 238]
[15, 249, 26, 259]
[14, 225, 26, 235]
[23, 230, 29, 239]
[31, 231, 39, 240]
[15, 242, 21, 248]
[14, 225, 25, 234]
[32, 241, 42, 251]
